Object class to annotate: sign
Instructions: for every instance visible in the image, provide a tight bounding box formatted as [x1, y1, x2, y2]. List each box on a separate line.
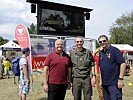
[32, 56, 46, 69]
[15, 24, 30, 49]
[15, 24, 32, 72]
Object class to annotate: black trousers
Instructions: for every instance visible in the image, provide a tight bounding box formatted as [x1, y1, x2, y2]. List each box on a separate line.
[48, 84, 68, 100]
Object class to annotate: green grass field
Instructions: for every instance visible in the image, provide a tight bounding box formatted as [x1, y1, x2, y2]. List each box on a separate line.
[0, 72, 133, 100]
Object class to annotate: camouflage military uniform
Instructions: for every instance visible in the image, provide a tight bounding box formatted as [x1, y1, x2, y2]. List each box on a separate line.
[70, 48, 95, 100]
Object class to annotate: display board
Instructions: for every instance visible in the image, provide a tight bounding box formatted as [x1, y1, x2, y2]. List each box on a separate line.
[37, 3, 85, 37]
[30, 36, 95, 69]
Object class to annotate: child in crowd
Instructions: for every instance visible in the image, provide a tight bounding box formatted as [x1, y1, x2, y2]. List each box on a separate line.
[3, 58, 11, 78]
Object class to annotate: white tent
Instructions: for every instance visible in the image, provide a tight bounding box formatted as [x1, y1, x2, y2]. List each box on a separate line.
[111, 44, 133, 52]
[0, 40, 21, 50]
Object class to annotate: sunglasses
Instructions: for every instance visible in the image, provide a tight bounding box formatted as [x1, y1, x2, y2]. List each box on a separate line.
[76, 41, 83, 43]
[99, 40, 107, 43]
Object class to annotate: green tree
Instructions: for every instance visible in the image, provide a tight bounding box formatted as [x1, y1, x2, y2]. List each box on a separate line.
[0, 36, 8, 45]
[109, 11, 133, 46]
[28, 23, 37, 34]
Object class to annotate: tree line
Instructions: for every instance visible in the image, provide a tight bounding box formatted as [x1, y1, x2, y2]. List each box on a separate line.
[109, 11, 133, 46]
[0, 11, 133, 46]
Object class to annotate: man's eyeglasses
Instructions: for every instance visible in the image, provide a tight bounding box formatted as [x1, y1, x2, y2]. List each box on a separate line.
[76, 41, 83, 43]
[99, 40, 107, 43]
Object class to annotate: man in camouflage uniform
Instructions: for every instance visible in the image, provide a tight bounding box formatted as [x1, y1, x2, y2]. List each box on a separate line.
[70, 36, 96, 100]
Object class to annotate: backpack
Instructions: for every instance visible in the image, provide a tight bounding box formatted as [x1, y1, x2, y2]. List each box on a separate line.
[11, 56, 21, 76]
[11, 56, 27, 84]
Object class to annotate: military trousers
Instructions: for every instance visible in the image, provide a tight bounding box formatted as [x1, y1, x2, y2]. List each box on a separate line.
[72, 77, 92, 100]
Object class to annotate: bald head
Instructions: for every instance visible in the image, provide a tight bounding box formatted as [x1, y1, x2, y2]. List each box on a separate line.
[55, 39, 64, 53]
[55, 39, 64, 45]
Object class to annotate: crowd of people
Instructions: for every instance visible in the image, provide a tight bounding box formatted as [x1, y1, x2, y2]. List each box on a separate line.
[0, 35, 127, 100]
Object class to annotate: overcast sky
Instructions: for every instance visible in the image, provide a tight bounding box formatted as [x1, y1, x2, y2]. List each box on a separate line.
[0, 0, 132, 40]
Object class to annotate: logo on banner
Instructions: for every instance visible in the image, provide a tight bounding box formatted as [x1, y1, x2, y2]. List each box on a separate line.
[15, 24, 26, 36]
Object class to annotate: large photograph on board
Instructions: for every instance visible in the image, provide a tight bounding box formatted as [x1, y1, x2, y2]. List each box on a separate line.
[38, 5, 85, 37]
[83, 39, 93, 51]
[64, 39, 75, 54]
[31, 38, 49, 56]
[30, 38, 55, 69]
[31, 38, 55, 56]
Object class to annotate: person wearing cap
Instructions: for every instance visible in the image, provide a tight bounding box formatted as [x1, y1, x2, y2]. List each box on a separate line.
[19, 47, 30, 100]
[43, 39, 72, 100]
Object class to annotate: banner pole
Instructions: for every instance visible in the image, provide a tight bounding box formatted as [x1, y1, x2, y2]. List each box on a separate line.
[128, 61, 133, 86]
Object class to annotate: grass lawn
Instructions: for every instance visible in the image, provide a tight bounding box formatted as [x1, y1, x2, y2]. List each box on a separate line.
[0, 72, 133, 100]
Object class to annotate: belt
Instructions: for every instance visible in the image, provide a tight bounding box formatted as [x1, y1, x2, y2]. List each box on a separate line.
[73, 76, 89, 80]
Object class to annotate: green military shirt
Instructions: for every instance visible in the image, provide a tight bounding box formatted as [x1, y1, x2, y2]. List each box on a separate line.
[70, 48, 95, 78]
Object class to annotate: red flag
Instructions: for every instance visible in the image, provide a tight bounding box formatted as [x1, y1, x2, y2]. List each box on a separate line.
[15, 24, 30, 49]
[15, 24, 32, 72]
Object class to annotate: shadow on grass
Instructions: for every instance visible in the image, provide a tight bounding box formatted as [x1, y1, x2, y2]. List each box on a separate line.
[37, 97, 47, 100]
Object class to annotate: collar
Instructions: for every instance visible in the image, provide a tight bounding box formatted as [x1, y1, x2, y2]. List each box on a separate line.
[21, 55, 27, 59]
[74, 48, 86, 54]
[55, 51, 65, 56]
[101, 45, 111, 53]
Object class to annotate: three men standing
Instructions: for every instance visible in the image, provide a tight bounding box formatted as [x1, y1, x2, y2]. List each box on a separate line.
[43, 35, 126, 100]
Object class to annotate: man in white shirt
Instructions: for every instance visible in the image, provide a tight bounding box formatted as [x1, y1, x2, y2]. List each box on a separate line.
[19, 47, 30, 100]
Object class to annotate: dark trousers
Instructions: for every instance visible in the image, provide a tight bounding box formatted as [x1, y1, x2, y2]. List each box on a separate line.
[0, 64, 4, 78]
[72, 77, 92, 100]
[102, 85, 122, 100]
[48, 84, 68, 100]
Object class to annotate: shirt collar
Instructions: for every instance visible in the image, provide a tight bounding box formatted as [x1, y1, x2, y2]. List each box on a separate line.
[101, 45, 111, 53]
[55, 51, 65, 55]
[75, 48, 86, 54]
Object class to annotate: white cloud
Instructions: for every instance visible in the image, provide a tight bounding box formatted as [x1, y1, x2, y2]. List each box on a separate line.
[0, 0, 133, 40]
[0, 0, 36, 40]
[0, 23, 16, 40]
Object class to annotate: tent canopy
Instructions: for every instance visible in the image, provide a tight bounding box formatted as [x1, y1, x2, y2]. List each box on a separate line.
[111, 44, 133, 52]
[0, 40, 21, 50]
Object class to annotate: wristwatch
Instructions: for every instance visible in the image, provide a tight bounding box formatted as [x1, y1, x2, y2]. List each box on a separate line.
[92, 74, 96, 77]
[118, 77, 123, 80]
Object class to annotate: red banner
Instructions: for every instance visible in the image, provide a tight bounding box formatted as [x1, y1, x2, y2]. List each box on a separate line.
[32, 56, 47, 69]
[15, 24, 30, 49]
[15, 24, 32, 71]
